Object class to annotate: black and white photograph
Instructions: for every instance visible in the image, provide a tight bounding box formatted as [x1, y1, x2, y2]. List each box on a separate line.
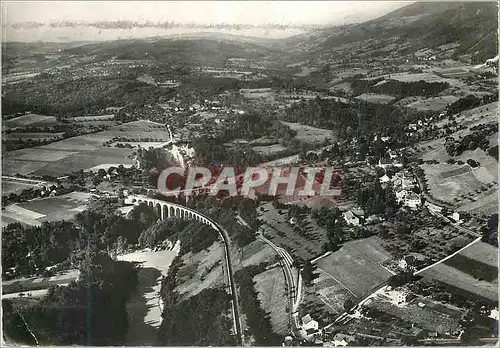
[1, 1, 498, 346]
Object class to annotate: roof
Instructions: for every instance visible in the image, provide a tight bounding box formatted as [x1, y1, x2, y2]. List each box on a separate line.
[403, 255, 416, 263]
[333, 333, 355, 342]
[302, 314, 313, 324]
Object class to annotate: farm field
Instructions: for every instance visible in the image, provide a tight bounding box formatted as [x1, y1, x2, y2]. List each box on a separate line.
[3, 114, 57, 129]
[2, 159, 49, 176]
[420, 262, 498, 302]
[4, 148, 77, 162]
[420, 157, 497, 208]
[281, 121, 334, 144]
[405, 95, 459, 111]
[5, 191, 94, 224]
[240, 88, 275, 100]
[309, 272, 354, 315]
[315, 237, 392, 298]
[354, 93, 396, 104]
[2, 177, 53, 195]
[329, 82, 352, 94]
[3, 120, 169, 177]
[253, 266, 289, 335]
[433, 102, 498, 130]
[4, 132, 65, 141]
[457, 241, 498, 268]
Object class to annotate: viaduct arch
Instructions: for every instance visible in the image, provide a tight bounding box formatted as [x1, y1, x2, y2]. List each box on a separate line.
[125, 195, 243, 344]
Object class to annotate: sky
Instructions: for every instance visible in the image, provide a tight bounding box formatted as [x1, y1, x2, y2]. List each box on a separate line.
[4, 1, 411, 26]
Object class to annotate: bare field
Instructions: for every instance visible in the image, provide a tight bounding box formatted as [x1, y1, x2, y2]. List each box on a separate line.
[312, 272, 353, 314]
[118, 248, 178, 330]
[281, 121, 334, 144]
[316, 237, 392, 297]
[254, 267, 289, 335]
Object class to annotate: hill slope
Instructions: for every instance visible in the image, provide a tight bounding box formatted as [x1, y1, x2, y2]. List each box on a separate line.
[295, 2, 498, 64]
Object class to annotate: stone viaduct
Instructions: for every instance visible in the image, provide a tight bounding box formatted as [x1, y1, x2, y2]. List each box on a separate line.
[125, 195, 243, 345]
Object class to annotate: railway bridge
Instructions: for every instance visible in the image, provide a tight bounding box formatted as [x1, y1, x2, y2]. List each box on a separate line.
[124, 195, 243, 345]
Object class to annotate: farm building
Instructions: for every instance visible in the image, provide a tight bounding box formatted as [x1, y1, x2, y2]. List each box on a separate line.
[331, 333, 356, 347]
[343, 210, 362, 226]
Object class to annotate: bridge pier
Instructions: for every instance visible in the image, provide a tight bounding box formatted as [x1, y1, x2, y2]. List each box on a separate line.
[125, 195, 243, 344]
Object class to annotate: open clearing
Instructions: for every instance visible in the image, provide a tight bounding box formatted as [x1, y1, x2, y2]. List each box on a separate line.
[252, 144, 288, 155]
[354, 93, 396, 104]
[254, 266, 289, 335]
[72, 114, 115, 122]
[176, 241, 226, 299]
[420, 153, 497, 208]
[2, 269, 80, 294]
[4, 120, 168, 176]
[259, 201, 329, 261]
[457, 241, 498, 268]
[2, 178, 52, 196]
[3, 114, 57, 129]
[367, 292, 462, 334]
[405, 95, 459, 111]
[316, 237, 392, 297]
[4, 132, 65, 141]
[420, 262, 497, 302]
[309, 272, 354, 315]
[4, 192, 94, 225]
[281, 121, 334, 144]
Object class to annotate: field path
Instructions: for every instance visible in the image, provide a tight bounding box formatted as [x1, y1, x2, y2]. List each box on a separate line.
[415, 236, 482, 275]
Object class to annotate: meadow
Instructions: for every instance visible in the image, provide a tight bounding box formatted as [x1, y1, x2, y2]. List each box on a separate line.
[315, 237, 392, 298]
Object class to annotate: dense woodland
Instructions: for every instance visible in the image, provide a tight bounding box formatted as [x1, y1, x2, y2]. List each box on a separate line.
[3, 252, 138, 346]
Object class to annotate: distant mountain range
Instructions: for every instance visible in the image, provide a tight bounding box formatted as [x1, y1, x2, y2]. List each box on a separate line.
[3, 2, 497, 66]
